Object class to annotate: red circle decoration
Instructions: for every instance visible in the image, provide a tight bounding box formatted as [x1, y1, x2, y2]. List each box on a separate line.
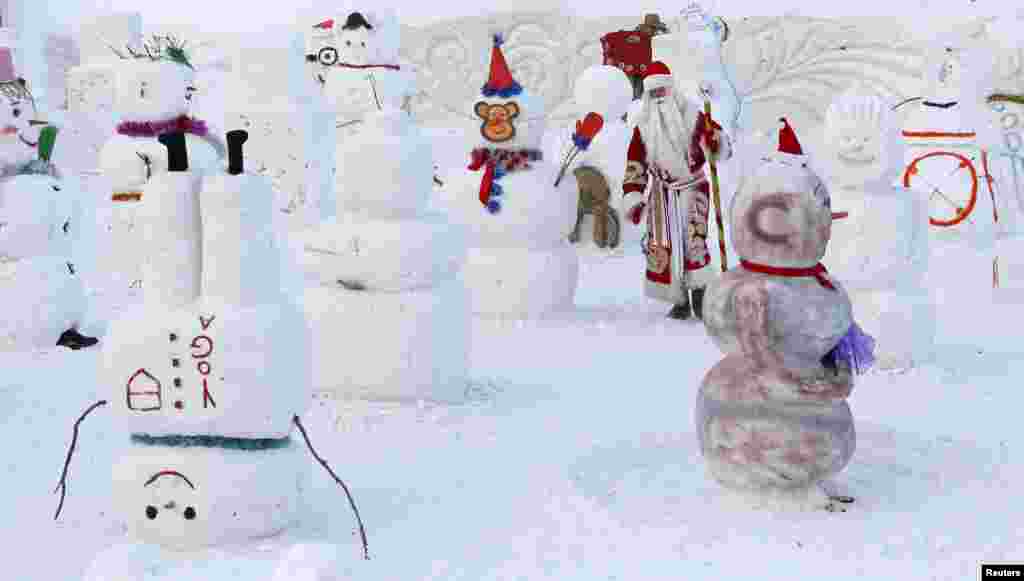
[902, 150, 978, 227]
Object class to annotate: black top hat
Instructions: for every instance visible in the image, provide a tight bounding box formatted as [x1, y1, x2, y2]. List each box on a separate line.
[226, 130, 248, 176]
[157, 132, 188, 172]
[342, 12, 373, 30]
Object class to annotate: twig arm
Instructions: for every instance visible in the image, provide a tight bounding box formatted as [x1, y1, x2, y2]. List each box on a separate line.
[293, 415, 370, 561]
[54, 400, 108, 521]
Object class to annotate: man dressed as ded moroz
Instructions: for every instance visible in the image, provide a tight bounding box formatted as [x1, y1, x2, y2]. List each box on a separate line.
[623, 60, 732, 320]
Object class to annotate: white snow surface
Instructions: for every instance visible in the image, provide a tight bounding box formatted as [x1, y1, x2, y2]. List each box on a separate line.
[4, 123, 1023, 581]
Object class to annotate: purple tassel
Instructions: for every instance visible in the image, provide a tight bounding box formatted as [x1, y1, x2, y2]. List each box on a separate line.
[822, 322, 876, 375]
[572, 133, 593, 150]
[117, 116, 209, 138]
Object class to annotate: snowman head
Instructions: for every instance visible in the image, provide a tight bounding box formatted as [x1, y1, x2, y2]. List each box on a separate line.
[732, 119, 834, 268]
[133, 470, 206, 551]
[0, 79, 37, 148]
[572, 65, 632, 123]
[0, 174, 70, 262]
[336, 12, 374, 66]
[111, 37, 196, 123]
[960, 24, 1023, 152]
[823, 87, 904, 188]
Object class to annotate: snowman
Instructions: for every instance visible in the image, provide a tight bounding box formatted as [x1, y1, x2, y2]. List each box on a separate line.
[960, 15, 1024, 296]
[821, 88, 934, 370]
[438, 34, 579, 316]
[0, 126, 98, 351]
[308, 9, 416, 137]
[298, 106, 469, 402]
[547, 64, 634, 251]
[697, 118, 874, 512]
[901, 37, 996, 250]
[57, 131, 368, 578]
[96, 35, 225, 296]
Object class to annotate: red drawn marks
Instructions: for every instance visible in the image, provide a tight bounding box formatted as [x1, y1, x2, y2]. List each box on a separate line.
[190, 335, 213, 359]
[127, 369, 162, 411]
[192, 314, 218, 409]
[202, 379, 217, 409]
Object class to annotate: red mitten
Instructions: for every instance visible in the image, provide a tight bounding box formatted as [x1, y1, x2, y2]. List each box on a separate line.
[628, 203, 646, 225]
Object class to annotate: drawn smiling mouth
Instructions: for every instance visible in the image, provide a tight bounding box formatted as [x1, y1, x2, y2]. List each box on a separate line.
[837, 153, 876, 166]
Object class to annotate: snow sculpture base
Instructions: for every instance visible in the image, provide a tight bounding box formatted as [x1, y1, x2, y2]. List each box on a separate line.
[82, 534, 344, 581]
[848, 288, 935, 370]
[0, 257, 85, 352]
[696, 357, 856, 493]
[461, 243, 579, 317]
[100, 300, 311, 439]
[303, 276, 469, 403]
[297, 213, 465, 292]
[111, 442, 309, 552]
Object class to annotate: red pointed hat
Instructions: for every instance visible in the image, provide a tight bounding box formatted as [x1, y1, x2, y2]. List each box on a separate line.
[312, 19, 334, 30]
[643, 61, 672, 78]
[778, 117, 804, 155]
[482, 33, 523, 97]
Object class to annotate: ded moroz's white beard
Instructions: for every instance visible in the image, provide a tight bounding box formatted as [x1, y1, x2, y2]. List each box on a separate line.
[637, 93, 694, 178]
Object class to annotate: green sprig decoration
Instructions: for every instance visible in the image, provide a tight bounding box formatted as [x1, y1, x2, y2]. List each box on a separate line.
[111, 34, 194, 70]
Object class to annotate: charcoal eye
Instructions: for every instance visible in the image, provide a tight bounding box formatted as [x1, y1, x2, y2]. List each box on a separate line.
[360, 42, 365, 47]
[345, 40, 352, 47]
[11, 108, 19, 118]
[51, 185, 61, 192]
[146, 506, 158, 519]
[183, 506, 196, 520]
[62, 220, 70, 234]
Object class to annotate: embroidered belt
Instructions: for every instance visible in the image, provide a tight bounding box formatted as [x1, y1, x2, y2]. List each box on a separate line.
[112, 192, 142, 202]
[659, 173, 707, 192]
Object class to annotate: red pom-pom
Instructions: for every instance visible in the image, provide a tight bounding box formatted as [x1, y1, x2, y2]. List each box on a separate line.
[628, 203, 645, 225]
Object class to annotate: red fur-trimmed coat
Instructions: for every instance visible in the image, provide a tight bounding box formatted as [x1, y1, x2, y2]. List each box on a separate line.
[623, 110, 730, 298]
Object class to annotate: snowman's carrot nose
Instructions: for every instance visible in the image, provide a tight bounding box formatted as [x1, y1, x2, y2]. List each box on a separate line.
[831, 211, 849, 220]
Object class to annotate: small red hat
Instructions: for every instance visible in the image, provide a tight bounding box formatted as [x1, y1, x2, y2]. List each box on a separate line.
[312, 19, 334, 30]
[482, 34, 522, 97]
[778, 117, 804, 155]
[643, 61, 672, 78]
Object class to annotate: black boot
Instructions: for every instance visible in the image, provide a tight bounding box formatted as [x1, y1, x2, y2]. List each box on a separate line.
[666, 302, 692, 320]
[691, 287, 705, 320]
[56, 328, 99, 350]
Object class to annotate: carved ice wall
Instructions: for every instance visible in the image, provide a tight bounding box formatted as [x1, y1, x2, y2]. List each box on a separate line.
[61, 13, 1024, 217]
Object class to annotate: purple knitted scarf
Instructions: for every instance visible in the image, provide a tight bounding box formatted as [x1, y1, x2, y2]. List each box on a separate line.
[116, 115, 209, 138]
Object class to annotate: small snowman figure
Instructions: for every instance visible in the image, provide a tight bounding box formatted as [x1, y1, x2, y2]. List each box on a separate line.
[822, 88, 933, 370]
[697, 118, 874, 511]
[0, 126, 98, 351]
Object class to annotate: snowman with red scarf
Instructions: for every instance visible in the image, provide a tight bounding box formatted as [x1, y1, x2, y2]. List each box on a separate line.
[697, 118, 874, 511]
[438, 34, 579, 316]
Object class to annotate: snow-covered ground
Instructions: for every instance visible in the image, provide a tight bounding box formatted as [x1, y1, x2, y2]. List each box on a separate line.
[3, 129, 1022, 580]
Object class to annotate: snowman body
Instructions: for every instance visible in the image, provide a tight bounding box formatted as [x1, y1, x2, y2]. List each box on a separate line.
[698, 153, 858, 504]
[545, 64, 634, 250]
[93, 136, 315, 563]
[0, 173, 85, 351]
[439, 89, 579, 316]
[95, 59, 221, 296]
[822, 90, 935, 369]
[299, 109, 469, 402]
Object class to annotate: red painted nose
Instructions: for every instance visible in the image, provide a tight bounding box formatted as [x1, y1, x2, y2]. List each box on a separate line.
[831, 211, 848, 220]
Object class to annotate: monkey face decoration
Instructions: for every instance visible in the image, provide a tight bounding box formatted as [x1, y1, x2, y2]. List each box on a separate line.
[475, 101, 519, 143]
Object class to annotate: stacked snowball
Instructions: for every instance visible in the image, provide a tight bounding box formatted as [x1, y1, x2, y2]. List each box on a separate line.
[297, 107, 469, 402]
